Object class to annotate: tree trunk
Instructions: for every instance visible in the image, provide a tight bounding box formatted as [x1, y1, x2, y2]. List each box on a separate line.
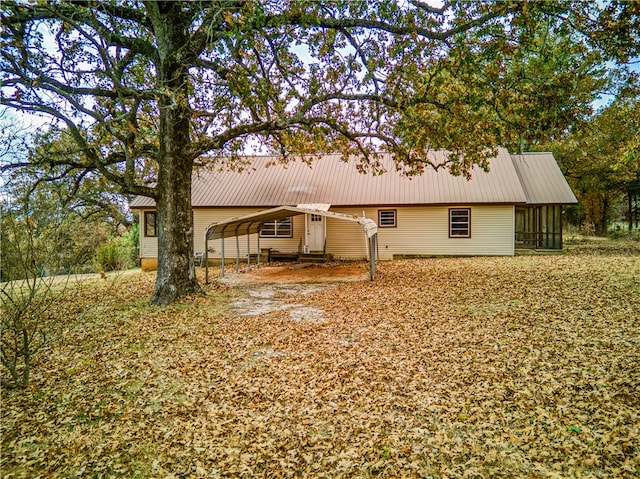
[600, 195, 609, 235]
[629, 189, 633, 233]
[148, 2, 201, 305]
[151, 157, 201, 306]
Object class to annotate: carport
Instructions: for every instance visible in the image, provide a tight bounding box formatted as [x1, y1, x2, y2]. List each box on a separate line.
[204, 206, 378, 282]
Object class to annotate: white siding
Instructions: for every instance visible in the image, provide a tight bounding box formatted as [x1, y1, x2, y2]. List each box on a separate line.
[139, 210, 158, 258]
[139, 205, 515, 260]
[328, 205, 515, 259]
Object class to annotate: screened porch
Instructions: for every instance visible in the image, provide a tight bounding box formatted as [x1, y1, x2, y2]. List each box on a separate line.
[515, 205, 564, 249]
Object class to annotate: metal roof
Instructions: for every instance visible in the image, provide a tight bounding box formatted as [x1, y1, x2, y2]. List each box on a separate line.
[511, 153, 578, 205]
[130, 148, 576, 208]
[205, 205, 377, 240]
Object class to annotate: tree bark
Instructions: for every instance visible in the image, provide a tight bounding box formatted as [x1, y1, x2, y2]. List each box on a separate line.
[148, 1, 201, 305]
[627, 188, 633, 233]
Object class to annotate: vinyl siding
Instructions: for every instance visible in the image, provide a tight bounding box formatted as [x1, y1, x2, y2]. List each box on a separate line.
[140, 205, 515, 260]
[139, 210, 158, 259]
[328, 205, 515, 259]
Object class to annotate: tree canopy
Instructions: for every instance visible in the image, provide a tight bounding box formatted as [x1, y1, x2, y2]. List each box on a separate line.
[1, 0, 638, 303]
[546, 94, 640, 233]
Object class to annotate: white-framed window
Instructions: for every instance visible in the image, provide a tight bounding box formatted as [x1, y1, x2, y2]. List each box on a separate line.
[449, 208, 471, 238]
[260, 217, 293, 238]
[311, 214, 323, 222]
[378, 209, 397, 228]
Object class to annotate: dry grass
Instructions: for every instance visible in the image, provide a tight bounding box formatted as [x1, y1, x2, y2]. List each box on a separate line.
[2, 240, 639, 478]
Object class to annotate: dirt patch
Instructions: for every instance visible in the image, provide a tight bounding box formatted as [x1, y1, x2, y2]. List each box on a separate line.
[219, 262, 369, 322]
[218, 261, 370, 284]
[228, 282, 331, 322]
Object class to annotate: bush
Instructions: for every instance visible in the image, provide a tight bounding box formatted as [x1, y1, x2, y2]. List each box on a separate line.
[94, 236, 131, 272]
[124, 223, 140, 267]
[579, 222, 596, 236]
[1, 277, 73, 388]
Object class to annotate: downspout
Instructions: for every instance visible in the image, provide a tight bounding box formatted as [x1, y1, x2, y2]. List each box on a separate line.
[324, 214, 327, 257]
[304, 213, 308, 252]
[369, 234, 376, 280]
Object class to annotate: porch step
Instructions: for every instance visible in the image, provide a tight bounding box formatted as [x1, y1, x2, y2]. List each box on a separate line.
[268, 251, 299, 262]
[299, 252, 332, 263]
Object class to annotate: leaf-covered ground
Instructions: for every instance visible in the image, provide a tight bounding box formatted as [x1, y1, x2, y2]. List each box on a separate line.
[2, 241, 639, 478]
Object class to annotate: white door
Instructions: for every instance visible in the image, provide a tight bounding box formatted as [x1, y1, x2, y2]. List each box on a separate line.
[308, 214, 325, 251]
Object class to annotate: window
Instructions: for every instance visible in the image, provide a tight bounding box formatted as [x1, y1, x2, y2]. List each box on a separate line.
[378, 209, 397, 228]
[144, 211, 157, 237]
[449, 208, 470, 238]
[311, 214, 323, 222]
[260, 217, 293, 238]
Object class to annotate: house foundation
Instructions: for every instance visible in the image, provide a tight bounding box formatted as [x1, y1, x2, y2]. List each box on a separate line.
[141, 258, 158, 272]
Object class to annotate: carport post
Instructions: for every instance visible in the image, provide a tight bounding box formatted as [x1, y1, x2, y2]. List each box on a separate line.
[257, 230, 261, 265]
[235, 225, 240, 272]
[369, 234, 376, 281]
[247, 229, 250, 266]
[221, 236, 225, 278]
[205, 235, 209, 284]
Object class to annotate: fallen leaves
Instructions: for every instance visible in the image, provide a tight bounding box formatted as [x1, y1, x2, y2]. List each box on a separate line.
[1, 243, 639, 478]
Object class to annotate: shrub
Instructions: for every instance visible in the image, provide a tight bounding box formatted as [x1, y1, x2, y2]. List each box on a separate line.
[1, 277, 70, 388]
[123, 223, 140, 267]
[579, 222, 596, 236]
[94, 236, 131, 272]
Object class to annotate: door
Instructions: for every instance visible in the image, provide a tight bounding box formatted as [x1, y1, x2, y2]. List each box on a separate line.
[308, 214, 325, 251]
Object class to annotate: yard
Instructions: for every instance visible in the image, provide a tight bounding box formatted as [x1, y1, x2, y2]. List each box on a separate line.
[2, 240, 639, 478]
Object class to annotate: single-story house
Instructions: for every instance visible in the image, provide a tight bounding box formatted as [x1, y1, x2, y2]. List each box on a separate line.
[130, 148, 577, 271]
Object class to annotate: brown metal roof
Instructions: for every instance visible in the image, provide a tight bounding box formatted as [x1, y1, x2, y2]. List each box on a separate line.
[130, 148, 575, 208]
[511, 153, 578, 205]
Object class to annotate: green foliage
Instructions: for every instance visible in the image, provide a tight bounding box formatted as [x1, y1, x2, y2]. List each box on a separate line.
[93, 235, 136, 272]
[124, 222, 140, 267]
[2, 1, 632, 177]
[0, 192, 112, 280]
[1, 129, 133, 280]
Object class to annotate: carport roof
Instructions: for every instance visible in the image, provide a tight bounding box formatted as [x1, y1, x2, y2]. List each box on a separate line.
[205, 205, 378, 241]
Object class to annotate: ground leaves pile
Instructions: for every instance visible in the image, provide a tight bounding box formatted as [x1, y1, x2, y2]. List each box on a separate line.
[2, 242, 639, 478]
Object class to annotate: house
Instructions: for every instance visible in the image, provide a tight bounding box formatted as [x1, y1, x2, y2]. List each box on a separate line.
[130, 148, 577, 272]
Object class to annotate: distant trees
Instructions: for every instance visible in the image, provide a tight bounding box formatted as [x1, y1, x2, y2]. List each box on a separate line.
[548, 95, 640, 234]
[1, 127, 135, 281]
